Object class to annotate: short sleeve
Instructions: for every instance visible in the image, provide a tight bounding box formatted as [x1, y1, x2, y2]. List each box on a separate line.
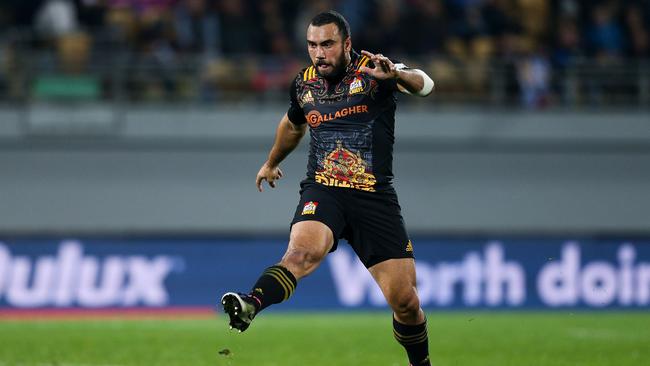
[287, 78, 307, 125]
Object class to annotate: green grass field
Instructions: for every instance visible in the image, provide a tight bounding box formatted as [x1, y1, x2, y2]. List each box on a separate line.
[1, 312, 649, 366]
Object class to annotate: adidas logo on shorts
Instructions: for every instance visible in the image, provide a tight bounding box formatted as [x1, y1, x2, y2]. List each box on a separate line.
[406, 240, 414, 252]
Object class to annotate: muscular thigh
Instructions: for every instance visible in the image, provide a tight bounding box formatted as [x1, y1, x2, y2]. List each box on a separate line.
[287, 220, 335, 256]
[280, 220, 335, 279]
[368, 258, 417, 300]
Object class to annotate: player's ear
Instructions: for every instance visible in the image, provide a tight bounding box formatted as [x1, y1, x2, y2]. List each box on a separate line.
[344, 37, 352, 53]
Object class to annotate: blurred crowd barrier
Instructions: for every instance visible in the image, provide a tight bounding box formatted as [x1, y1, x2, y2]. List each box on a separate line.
[1, 0, 649, 109]
[1, 47, 649, 108]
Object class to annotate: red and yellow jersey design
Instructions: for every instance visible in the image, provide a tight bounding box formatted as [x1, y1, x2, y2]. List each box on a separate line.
[315, 141, 377, 192]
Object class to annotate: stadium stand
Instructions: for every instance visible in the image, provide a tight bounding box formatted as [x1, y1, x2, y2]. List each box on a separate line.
[0, 0, 648, 106]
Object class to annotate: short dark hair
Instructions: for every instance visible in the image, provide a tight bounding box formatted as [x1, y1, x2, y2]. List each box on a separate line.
[310, 10, 351, 40]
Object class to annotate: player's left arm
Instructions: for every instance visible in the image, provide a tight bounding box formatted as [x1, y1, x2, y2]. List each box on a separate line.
[359, 50, 434, 97]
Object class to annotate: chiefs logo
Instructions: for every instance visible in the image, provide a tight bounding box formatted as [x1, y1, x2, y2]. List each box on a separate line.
[302, 201, 318, 215]
[306, 110, 322, 128]
[349, 77, 364, 95]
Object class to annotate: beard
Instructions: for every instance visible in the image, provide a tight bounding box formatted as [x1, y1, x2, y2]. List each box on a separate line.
[315, 51, 348, 80]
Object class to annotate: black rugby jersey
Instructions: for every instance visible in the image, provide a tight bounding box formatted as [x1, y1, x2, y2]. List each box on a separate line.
[287, 51, 402, 192]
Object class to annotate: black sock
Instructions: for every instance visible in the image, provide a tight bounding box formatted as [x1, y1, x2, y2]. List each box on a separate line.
[249, 265, 297, 312]
[393, 316, 431, 366]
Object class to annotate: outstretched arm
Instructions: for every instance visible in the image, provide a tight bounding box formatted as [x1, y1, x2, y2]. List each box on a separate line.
[256, 113, 307, 192]
[359, 50, 434, 97]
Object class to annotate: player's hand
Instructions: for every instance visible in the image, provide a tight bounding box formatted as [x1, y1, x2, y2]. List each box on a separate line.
[256, 162, 283, 192]
[359, 50, 398, 80]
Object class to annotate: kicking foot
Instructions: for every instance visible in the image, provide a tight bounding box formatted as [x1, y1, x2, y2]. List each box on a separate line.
[220, 292, 257, 332]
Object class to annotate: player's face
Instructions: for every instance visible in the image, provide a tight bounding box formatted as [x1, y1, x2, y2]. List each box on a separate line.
[307, 23, 351, 79]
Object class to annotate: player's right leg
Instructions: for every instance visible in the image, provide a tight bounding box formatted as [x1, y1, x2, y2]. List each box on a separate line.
[221, 220, 334, 332]
[369, 258, 430, 366]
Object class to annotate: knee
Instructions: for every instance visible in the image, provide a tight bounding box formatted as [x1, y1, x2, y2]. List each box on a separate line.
[282, 248, 324, 267]
[280, 221, 333, 279]
[280, 248, 326, 279]
[388, 289, 421, 319]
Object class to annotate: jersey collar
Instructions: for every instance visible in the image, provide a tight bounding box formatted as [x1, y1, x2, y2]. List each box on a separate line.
[347, 49, 361, 74]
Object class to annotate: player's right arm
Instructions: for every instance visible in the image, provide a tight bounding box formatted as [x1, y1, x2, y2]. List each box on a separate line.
[256, 113, 307, 192]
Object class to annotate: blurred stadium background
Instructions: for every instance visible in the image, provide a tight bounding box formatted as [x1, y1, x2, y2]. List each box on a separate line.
[0, 0, 649, 365]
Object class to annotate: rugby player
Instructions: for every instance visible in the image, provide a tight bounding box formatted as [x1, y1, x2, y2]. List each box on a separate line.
[222, 10, 434, 366]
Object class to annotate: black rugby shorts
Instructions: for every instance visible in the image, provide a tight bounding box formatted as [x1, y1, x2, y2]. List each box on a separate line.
[290, 181, 414, 268]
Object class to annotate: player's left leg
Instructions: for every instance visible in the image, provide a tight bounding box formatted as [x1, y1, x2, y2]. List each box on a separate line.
[369, 258, 430, 366]
[221, 221, 333, 332]
[222, 183, 343, 332]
